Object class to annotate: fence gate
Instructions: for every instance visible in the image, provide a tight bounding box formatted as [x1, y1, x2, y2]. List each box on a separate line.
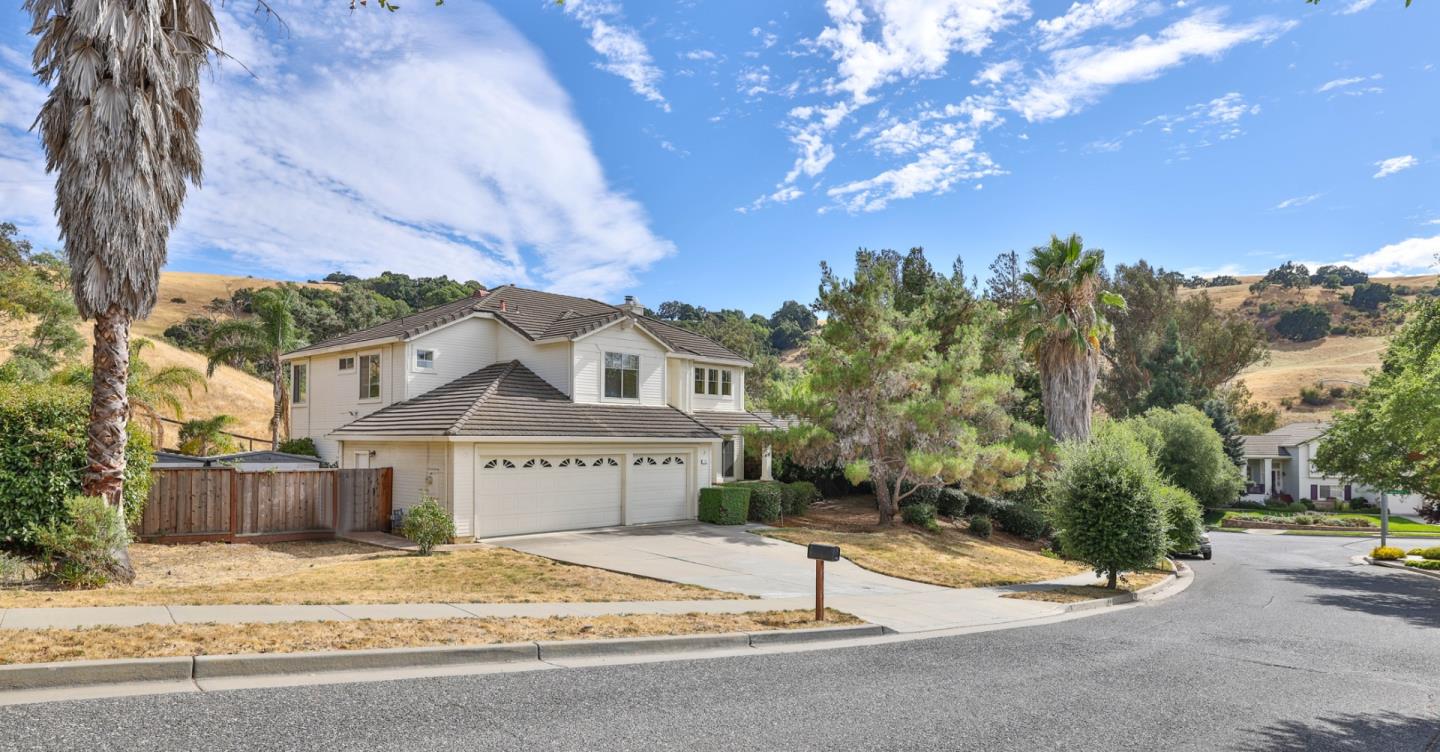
[140, 467, 392, 543]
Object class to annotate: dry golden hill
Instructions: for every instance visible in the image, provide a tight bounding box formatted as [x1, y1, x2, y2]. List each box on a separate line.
[1183, 274, 1437, 426]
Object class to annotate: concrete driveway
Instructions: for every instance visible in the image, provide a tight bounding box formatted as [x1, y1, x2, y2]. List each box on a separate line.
[493, 522, 1102, 632]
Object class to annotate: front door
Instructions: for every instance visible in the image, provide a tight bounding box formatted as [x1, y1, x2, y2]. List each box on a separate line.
[1271, 469, 1280, 495]
[720, 439, 735, 478]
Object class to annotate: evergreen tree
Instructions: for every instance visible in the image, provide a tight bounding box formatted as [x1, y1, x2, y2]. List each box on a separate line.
[1143, 321, 1206, 410]
[984, 249, 1024, 308]
[1202, 398, 1247, 468]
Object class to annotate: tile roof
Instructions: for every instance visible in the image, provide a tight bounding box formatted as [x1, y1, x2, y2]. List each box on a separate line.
[285, 284, 749, 363]
[691, 410, 786, 434]
[332, 361, 721, 439]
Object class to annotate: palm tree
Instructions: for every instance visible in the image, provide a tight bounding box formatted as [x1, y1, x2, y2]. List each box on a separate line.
[178, 414, 240, 456]
[1016, 234, 1126, 442]
[28, 0, 218, 580]
[204, 287, 302, 449]
[53, 338, 207, 446]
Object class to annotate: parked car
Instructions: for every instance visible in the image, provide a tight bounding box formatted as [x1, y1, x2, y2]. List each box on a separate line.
[1173, 533, 1213, 561]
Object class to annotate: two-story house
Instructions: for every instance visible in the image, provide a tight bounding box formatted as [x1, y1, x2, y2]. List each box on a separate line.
[281, 285, 789, 540]
[1240, 421, 1424, 515]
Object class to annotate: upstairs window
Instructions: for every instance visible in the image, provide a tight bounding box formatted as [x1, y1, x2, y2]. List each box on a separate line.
[720, 370, 732, 396]
[290, 363, 308, 405]
[415, 348, 435, 370]
[706, 368, 720, 395]
[604, 352, 639, 399]
[359, 354, 381, 400]
[338, 356, 355, 372]
[694, 367, 706, 394]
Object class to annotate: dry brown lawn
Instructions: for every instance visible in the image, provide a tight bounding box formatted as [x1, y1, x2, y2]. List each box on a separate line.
[0, 541, 731, 607]
[0, 609, 858, 665]
[762, 497, 1087, 589]
[1000, 569, 1172, 604]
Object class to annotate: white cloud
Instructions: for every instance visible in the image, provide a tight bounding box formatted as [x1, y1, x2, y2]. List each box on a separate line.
[1338, 0, 1379, 15]
[817, 0, 1031, 105]
[682, 49, 717, 61]
[1340, 234, 1440, 276]
[750, 27, 779, 49]
[827, 136, 1005, 212]
[1034, 0, 1163, 51]
[1, 3, 674, 297]
[1373, 155, 1418, 179]
[1316, 73, 1383, 95]
[563, 0, 669, 111]
[1274, 193, 1321, 210]
[971, 59, 1022, 86]
[1011, 8, 1294, 122]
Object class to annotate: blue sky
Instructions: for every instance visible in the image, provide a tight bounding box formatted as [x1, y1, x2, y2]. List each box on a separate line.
[2, 0, 1437, 316]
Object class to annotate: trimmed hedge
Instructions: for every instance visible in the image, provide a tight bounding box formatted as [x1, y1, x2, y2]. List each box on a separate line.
[699, 486, 751, 525]
[965, 494, 1000, 517]
[901, 502, 937, 530]
[993, 501, 1051, 541]
[1370, 546, 1405, 561]
[741, 481, 785, 523]
[0, 383, 153, 546]
[785, 481, 820, 513]
[968, 514, 993, 538]
[937, 488, 968, 518]
[1405, 559, 1440, 571]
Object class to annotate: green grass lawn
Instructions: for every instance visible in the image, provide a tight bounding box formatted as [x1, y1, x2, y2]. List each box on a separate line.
[1214, 509, 1440, 537]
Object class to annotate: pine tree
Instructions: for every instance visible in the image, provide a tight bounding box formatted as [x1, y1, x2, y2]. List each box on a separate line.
[1202, 398, 1246, 468]
[984, 249, 1024, 308]
[1143, 320, 1205, 410]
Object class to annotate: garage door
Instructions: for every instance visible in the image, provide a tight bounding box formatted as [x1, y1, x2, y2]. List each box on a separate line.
[627, 453, 690, 525]
[474, 454, 622, 537]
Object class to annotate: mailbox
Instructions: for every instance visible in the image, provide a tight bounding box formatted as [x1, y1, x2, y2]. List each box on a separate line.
[807, 543, 841, 562]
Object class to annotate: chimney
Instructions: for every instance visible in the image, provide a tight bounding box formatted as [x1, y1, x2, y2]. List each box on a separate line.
[498, 299, 508, 313]
[620, 295, 645, 316]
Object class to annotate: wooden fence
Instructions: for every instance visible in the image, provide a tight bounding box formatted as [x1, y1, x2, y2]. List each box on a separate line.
[139, 467, 393, 544]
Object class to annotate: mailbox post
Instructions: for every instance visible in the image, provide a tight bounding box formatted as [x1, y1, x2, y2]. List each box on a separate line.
[806, 543, 841, 621]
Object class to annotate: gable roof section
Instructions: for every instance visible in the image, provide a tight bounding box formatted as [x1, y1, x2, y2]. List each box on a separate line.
[284, 285, 748, 364]
[1242, 421, 1331, 458]
[332, 361, 720, 439]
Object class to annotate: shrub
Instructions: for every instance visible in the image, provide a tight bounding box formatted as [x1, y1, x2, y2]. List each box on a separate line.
[993, 501, 1050, 541]
[277, 437, 321, 458]
[399, 497, 454, 555]
[1130, 406, 1244, 507]
[736, 481, 784, 523]
[1413, 547, 1440, 561]
[1232, 500, 1266, 510]
[0, 383, 153, 544]
[1157, 485, 1204, 553]
[967, 514, 993, 538]
[965, 493, 1000, 517]
[698, 486, 750, 525]
[901, 503, 938, 532]
[0, 551, 28, 586]
[30, 496, 127, 589]
[1049, 424, 1167, 588]
[1349, 282, 1393, 312]
[1265, 496, 1293, 509]
[785, 481, 820, 512]
[1299, 385, 1330, 407]
[937, 488, 968, 518]
[1276, 305, 1331, 342]
[1300, 499, 1316, 510]
[1350, 497, 1373, 510]
[1370, 546, 1405, 561]
[898, 483, 942, 508]
[1405, 560, 1440, 571]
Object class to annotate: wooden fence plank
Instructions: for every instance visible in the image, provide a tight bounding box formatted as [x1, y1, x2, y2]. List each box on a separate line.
[139, 467, 392, 542]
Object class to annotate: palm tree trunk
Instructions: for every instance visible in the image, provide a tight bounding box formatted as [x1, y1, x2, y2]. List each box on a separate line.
[84, 306, 136, 583]
[270, 355, 282, 450]
[1042, 350, 1099, 442]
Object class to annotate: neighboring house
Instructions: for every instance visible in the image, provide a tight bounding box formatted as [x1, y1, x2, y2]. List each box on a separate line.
[152, 450, 325, 472]
[280, 285, 788, 539]
[1240, 422, 1424, 515]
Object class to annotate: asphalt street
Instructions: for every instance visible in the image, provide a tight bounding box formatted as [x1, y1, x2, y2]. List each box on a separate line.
[4, 532, 1438, 751]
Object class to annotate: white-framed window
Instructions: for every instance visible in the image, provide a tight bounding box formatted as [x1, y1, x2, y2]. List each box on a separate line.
[338, 356, 355, 372]
[706, 368, 720, 395]
[414, 348, 435, 371]
[603, 352, 639, 399]
[694, 367, 706, 394]
[290, 363, 308, 405]
[359, 353, 381, 400]
[720, 369, 732, 396]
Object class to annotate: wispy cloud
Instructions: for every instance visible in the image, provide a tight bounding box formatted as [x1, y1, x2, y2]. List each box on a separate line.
[1034, 0, 1163, 51]
[1338, 0, 1380, 15]
[1373, 155, 1418, 179]
[1274, 194, 1321, 210]
[1011, 9, 1294, 122]
[562, 0, 669, 111]
[1316, 73, 1383, 95]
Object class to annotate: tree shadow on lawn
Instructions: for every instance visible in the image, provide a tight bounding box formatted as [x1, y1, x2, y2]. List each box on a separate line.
[1239, 711, 1440, 752]
[1265, 565, 1440, 630]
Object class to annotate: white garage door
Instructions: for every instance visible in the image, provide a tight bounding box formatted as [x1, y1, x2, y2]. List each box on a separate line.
[628, 453, 690, 525]
[474, 453, 622, 537]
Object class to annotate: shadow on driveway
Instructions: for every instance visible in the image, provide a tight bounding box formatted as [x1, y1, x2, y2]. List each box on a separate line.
[1239, 711, 1440, 751]
[1265, 565, 1440, 629]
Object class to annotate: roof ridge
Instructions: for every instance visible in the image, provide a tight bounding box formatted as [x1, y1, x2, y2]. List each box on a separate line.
[445, 360, 519, 436]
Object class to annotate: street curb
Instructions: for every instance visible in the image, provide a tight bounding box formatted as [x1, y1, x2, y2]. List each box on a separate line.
[1055, 560, 1187, 613]
[0, 656, 192, 692]
[193, 642, 539, 679]
[1363, 556, 1440, 580]
[0, 625, 878, 693]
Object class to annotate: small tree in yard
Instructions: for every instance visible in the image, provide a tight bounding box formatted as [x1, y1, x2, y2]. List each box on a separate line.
[1049, 425, 1166, 588]
[1131, 405, 1244, 507]
[769, 252, 1031, 526]
[1156, 485, 1204, 553]
[400, 497, 454, 556]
